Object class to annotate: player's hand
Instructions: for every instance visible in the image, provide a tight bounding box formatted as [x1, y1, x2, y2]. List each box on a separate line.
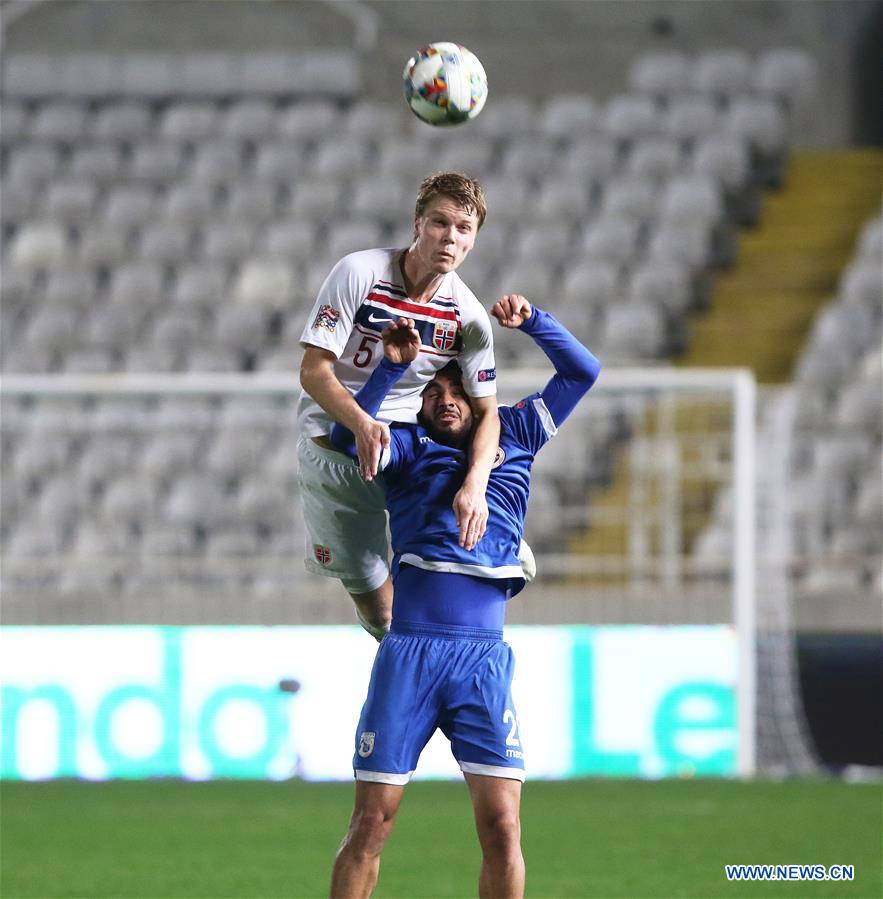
[452, 482, 489, 550]
[491, 294, 532, 328]
[354, 415, 390, 482]
[382, 318, 420, 364]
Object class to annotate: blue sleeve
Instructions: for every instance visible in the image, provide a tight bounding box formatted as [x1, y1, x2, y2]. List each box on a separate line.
[328, 357, 410, 458]
[517, 307, 601, 427]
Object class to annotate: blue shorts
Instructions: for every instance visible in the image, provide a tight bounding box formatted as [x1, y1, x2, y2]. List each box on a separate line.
[353, 624, 525, 784]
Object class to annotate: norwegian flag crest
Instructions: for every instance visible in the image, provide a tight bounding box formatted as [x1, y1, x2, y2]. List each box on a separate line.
[432, 320, 458, 351]
[313, 544, 332, 565]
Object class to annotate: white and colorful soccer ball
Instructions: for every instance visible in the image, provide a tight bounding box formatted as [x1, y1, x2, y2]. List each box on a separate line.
[403, 42, 488, 126]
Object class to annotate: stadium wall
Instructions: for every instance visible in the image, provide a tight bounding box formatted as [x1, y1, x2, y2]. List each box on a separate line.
[4, 0, 881, 147]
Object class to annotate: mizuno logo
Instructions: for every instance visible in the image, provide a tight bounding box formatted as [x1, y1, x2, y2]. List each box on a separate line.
[368, 313, 395, 324]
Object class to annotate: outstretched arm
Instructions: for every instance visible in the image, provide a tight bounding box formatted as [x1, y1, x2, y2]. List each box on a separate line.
[491, 294, 601, 427]
[328, 319, 419, 464]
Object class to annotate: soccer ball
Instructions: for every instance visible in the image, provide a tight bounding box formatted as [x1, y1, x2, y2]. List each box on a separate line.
[403, 42, 488, 126]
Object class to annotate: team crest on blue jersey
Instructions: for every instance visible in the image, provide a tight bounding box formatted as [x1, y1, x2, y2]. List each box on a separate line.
[358, 731, 375, 757]
[312, 304, 340, 332]
[432, 320, 458, 351]
[493, 447, 506, 468]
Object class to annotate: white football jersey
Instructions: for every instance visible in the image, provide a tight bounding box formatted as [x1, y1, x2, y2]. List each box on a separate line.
[296, 248, 497, 437]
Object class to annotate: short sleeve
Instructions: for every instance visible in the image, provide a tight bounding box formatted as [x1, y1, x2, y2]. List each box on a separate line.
[457, 304, 497, 398]
[299, 254, 370, 358]
[502, 393, 558, 456]
[380, 425, 421, 477]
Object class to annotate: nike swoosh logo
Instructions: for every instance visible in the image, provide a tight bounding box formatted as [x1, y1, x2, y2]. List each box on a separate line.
[368, 314, 395, 324]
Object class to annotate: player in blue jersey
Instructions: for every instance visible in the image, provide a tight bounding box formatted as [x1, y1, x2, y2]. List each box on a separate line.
[327, 295, 601, 899]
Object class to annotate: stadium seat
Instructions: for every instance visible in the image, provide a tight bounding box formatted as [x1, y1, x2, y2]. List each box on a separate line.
[108, 261, 165, 305]
[691, 49, 752, 102]
[579, 215, 642, 267]
[165, 474, 230, 527]
[839, 259, 882, 313]
[43, 180, 98, 224]
[61, 347, 115, 373]
[41, 264, 96, 309]
[200, 220, 255, 262]
[659, 174, 724, 226]
[344, 100, 404, 138]
[753, 48, 819, 115]
[159, 101, 221, 142]
[375, 138, 435, 182]
[324, 220, 386, 261]
[0, 100, 28, 143]
[646, 219, 713, 271]
[6, 516, 68, 557]
[9, 222, 68, 268]
[190, 142, 246, 183]
[601, 300, 667, 359]
[663, 95, 723, 148]
[137, 221, 195, 265]
[311, 142, 369, 178]
[835, 380, 883, 439]
[434, 135, 496, 175]
[103, 185, 158, 228]
[129, 141, 187, 183]
[689, 133, 757, 224]
[602, 94, 662, 147]
[501, 141, 559, 178]
[24, 304, 78, 354]
[262, 219, 315, 262]
[12, 431, 73, 483]
[625, 135, 683, 181]
[77, 435, 137, 489]
[534, 176, 595, 223]
[206, 430, 269, 481]
[277, 100, 342, 139]
[232, 259, 297, 309]
[539, 94, 601, 138]
[222, 98, 276, 140]
[69, 143, 125, 183]
[350, 177, 408, 223]
[628, 51, 692, 100]
[470, 96, 535, 138]
[213, 303, 271, 355]
[290, 179, 344, 219]
[206, 526, 262, 558]
[36, 476, 85, 525]
[563, 134, 620, 182]
[72, 520, 136, 557]
[86, 298, 148, 352]
[477, 176, 532, 223]
[139, 522, 199, 556]
[627, 258, 694, 316]
[140, 432, 202, 484]
[1, 180, 35, 226]
[857, 215, 883, 259]
[560, 259, 622, 309]
[223, 181, 280, 221]
[162, 183, 219, 223]
[30, 101, 88, 143]
[124, 344, 179, 372]
[253, 142, 308, 182]
[600, 174, 659, 222]
[6, 142, 61, 184]
[149, 308, 204, 353]
[237, 476, 291, 527]
[184, 345, 242, 372]
[93, 100, 153, 142]
[76, 225, 129, 266]
[725, 97, 789, 185]
[511, 222, 575, 266]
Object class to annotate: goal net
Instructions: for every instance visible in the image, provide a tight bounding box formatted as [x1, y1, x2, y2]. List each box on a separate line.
[0, 367, 817, 778]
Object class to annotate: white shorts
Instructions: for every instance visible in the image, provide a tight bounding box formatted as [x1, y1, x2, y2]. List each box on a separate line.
[297, 437, 390, 594]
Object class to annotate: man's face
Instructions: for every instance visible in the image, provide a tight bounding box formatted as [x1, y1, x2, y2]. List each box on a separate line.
[420, 372, 474, 447]
[412, 196, 479, 275]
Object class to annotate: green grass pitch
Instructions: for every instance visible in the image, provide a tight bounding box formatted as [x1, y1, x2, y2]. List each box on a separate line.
[2, 778, 880, 898]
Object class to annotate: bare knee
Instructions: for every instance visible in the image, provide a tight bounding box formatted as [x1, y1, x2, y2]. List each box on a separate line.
[343, 805, 397, 859]
[349, 581, 393, 633]
[475, 809, 521, 857]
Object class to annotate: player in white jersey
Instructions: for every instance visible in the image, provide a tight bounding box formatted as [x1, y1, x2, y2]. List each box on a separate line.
[298, 173, 501, 640]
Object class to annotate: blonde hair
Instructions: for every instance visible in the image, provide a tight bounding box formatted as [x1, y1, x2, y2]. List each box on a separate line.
[414, 172, 487, 229]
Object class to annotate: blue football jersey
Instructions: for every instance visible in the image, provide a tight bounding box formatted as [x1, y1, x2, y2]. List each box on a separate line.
[380, 392, 557, 593]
